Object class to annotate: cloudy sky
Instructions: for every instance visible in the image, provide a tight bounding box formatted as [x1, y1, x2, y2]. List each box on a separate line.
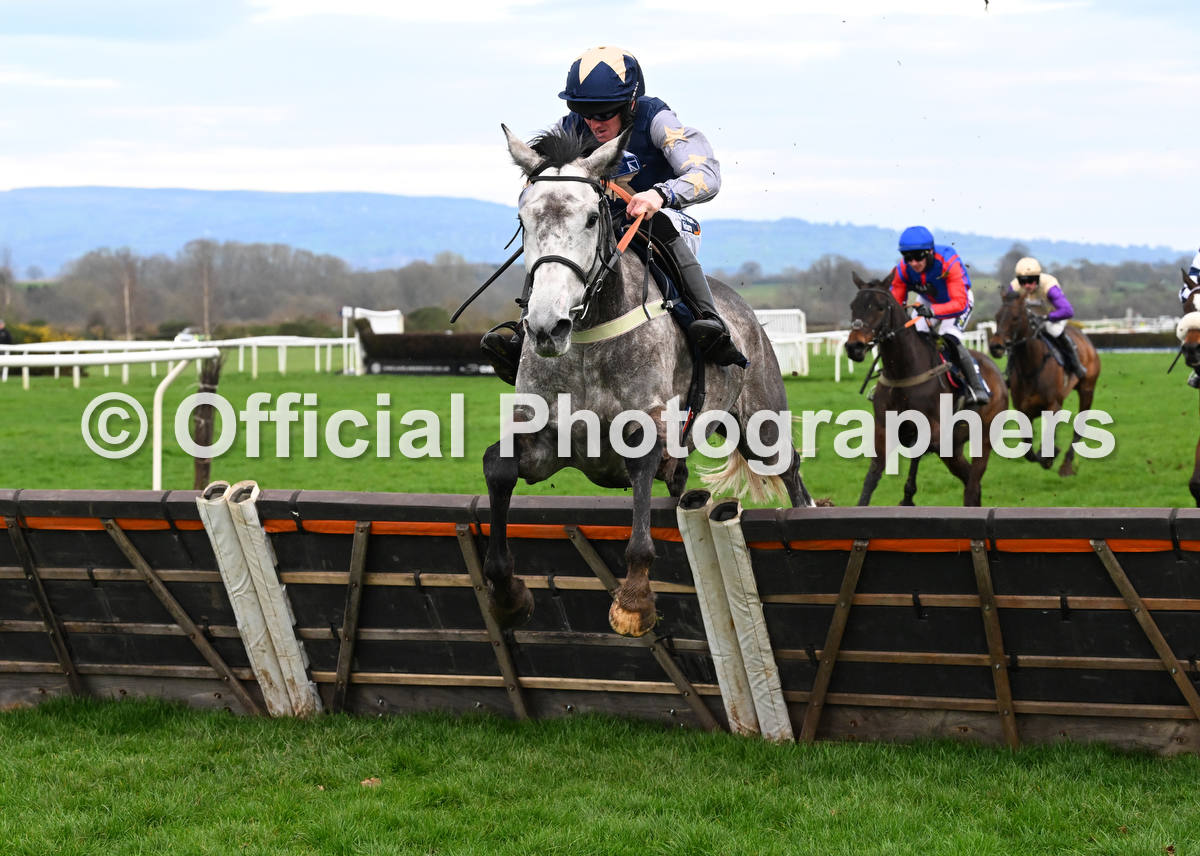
[1, 0, 1196, 250]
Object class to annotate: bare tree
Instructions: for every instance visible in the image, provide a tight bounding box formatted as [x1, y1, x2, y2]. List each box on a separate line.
[0, 246, 11, 310]
[184, 239, 218, 336]
[115, 248, 138, 340]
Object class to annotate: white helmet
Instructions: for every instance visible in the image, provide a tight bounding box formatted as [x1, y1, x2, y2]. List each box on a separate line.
[1014, 257, 1042, 278]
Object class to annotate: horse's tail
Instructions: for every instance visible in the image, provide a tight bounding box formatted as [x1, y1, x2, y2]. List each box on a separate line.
[699, 452, 788, 505]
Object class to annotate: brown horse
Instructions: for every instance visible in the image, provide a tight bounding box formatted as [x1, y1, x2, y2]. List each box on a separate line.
[988, 289, 1100, 477]
[1176, 269, 1200, 505]
[844, 271, 1008, 507]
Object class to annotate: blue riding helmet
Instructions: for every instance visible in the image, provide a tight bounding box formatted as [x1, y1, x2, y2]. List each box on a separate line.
[559, 46, 646, 102]
[898, 225, 935, 252]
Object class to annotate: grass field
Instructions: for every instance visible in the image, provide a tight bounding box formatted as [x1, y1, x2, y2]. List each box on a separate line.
[0, 349, 1192, 507]
[1, 697, 1196, 856]
[4, 353, 1199, 853]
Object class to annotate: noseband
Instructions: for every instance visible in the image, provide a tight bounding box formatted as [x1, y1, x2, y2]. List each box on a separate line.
[849, 290, 901, 346]
[521, 174, 620, 322]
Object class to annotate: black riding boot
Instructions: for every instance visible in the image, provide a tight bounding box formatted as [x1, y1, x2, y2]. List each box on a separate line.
[480, 319, 524, 386]
[1055, 331, 1086, 380]
[666, 233, 747, 368]
[946, 337, 989, 407]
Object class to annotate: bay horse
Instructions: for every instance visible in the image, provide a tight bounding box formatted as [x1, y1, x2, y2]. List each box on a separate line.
[1175, 269, 1200, 505]
[843, 271, 1008, 507]
[988, 289, 1100, 477]
[482, 124, 814, 638]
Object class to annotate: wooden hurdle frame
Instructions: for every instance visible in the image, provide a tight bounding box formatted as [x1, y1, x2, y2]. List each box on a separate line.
[2, 489, 1199, 754]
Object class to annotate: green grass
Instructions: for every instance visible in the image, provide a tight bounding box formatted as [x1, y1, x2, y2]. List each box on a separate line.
[0, 350, 1194, 506]
[1, 697, 1196, 856]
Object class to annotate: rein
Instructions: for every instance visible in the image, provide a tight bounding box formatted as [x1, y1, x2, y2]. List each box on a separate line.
[451, 174, 645, 325]
[852, 294, 945, 390]
[998, 308, 1052, 384]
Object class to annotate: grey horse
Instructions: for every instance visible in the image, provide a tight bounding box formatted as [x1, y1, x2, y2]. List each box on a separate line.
[483, 124, 814, 638]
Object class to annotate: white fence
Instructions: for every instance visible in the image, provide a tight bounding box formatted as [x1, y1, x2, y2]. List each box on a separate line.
[0, 335, 357, 387]
[755, 309, 997, 382]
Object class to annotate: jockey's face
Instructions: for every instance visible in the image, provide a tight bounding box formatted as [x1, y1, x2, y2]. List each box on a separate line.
[584, 113, 623, 144]
[905, 253, 929, 274]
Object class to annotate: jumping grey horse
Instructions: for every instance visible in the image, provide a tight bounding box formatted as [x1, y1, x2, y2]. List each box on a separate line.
[482, 124, 814, 638]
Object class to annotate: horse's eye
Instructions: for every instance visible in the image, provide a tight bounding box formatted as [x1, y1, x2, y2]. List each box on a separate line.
[585, 213, 598, 229]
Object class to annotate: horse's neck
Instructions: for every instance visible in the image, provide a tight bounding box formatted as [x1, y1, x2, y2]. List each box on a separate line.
[579, 257, 659, 327]
[1011, 320, 1046, 366]
[879, 311, 940, 375]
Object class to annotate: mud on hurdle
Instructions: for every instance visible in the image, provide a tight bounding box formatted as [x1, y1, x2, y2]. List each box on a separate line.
[2, 487, 1200, 755]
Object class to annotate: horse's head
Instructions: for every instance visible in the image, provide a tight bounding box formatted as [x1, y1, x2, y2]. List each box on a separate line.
[1178, 269, 1200, 370]
[844, 270, 900, 362]
[503, 123, 630, 358]
[989, 288, 1029, 358]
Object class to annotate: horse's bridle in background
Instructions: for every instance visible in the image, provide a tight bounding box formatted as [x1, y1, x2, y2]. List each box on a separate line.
[849, 289, 903, 347]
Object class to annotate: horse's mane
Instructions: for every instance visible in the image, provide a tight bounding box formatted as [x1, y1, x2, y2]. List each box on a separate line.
[520, 127, 598, 173]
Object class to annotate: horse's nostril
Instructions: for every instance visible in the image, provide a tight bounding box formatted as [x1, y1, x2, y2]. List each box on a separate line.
[551, 319, 571, 340]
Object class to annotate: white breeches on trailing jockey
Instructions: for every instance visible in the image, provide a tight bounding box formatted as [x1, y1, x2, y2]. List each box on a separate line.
[909, 294, 973, 342]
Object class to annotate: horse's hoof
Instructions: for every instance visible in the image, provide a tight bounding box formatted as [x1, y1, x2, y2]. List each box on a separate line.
[1058, 466, 1075, 478]
[608, 600, 656, 637]
[815, 497, 836, 507]
[489, 578, 534, 628]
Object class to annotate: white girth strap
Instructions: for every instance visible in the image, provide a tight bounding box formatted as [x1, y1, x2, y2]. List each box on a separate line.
[1176, 311, 1200, 342]
[570, 300, 670, 344]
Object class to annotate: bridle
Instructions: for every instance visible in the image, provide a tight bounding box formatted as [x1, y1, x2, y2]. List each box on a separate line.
[519, 174, 621, 323]
[849, 289, 904, 347]
[994, 297, 1042, 355]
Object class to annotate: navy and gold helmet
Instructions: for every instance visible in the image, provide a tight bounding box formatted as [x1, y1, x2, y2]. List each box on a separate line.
[559, 46, 646, 103]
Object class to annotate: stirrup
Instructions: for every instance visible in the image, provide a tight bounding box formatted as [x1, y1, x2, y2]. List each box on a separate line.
[480, 321, 523, 385]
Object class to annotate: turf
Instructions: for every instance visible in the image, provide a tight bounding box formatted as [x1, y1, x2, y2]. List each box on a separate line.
[0, 350, 1193, 507]
[0, 697, 1196, 856]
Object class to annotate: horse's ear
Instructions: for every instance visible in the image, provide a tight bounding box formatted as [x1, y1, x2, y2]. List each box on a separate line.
[503, 123, 542, 176]
[851, 270, 869, 290]
[578, 126, 632, 179]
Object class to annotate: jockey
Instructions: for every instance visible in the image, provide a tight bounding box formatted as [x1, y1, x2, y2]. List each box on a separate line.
[481, 46, 744, 385]
[1181, 247, 1200, 387]
[890, 225, 990, 407]
[1007, 256, 1086, 380]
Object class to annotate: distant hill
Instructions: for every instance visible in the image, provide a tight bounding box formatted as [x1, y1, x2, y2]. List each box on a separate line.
[0, 186, 1188, 278]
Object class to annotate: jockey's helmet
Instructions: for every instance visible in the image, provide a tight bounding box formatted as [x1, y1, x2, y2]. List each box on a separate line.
[1014, 257, 1042, 278]
[559, 46, 645, 103]
[898, 226, 935, 253]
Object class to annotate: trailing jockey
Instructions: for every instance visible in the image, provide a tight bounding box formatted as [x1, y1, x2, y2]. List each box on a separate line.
[890, 225, 990, 407]
[481, 45, 745, 385]
[1006, 256, 1086, 380]
[1182, 247, 1200, 388]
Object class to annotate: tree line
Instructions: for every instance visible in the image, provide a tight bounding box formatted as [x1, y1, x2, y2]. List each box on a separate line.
[0, 238, 1191, 341]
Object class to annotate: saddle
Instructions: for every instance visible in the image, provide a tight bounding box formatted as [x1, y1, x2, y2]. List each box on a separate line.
[1036, 329, 1068, 368]
[621, 217, 696, 332]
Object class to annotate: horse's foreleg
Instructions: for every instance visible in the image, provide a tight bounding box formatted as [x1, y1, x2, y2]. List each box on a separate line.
[1191, 434, 1200, 509]
[857, 427, 887, 506]
[482, 440, 534, 628]
[901, 455, 921, 506]
[609, 430, 665, 637]
[940, 438, 986, 507]
[857, 458, 885, 506]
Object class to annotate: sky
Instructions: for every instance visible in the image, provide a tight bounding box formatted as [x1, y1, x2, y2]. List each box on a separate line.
[1, 0, 1196, 251]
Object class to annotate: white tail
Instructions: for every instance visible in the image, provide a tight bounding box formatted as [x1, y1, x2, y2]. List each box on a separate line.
[699, 452, 788, 505]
